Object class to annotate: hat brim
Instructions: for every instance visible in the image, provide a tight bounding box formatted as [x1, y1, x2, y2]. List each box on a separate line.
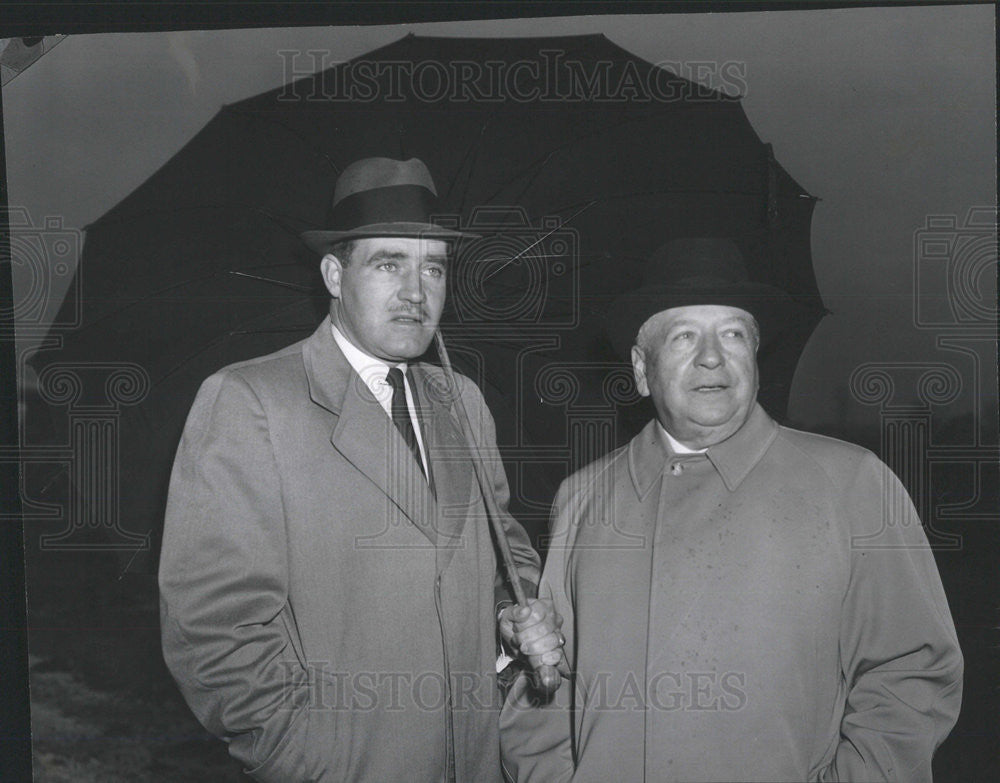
[605, 281, 807, 359]
[301, 222, 480, 255]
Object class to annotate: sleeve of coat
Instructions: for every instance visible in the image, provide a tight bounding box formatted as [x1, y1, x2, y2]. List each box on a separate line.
[158, 370, 316, 781]
[816, 452, 963, 782]
[458, 376, 541, 601]
[499, 480, 577, 782]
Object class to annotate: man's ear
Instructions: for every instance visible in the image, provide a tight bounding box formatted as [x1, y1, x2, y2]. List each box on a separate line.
[631, 345, 650, 398]
[320, 254, 343, 298]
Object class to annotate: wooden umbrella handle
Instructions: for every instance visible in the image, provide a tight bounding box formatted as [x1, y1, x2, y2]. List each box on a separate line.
[433, 331, 562, 695]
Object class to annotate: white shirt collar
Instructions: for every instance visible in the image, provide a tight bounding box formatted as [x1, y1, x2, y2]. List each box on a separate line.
[331, 323, 429, 473]
[658, 421, 708, 454]
[331, 323, 406, 404]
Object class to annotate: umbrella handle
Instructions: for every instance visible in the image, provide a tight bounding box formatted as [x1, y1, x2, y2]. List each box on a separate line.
[433, 331, 563, 695]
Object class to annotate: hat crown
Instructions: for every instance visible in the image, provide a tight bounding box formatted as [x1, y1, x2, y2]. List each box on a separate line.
[333, 157, 438, 205]
[604, 237, 799, 359]
[299, 156, 480, 253]
[643, 237, 749, 287]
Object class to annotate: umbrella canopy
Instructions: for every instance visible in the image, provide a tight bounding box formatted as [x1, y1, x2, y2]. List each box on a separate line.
[27, 33, 824, 570]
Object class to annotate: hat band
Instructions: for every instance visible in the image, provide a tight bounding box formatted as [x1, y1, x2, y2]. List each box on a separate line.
[328, 184, 441, 231]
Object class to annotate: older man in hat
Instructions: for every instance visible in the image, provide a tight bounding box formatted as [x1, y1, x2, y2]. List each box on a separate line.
[159, 158, 564, 783]
[500, 238, 962, 782]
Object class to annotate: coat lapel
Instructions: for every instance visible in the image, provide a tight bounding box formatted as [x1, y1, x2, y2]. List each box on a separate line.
[411, 364, 474, 572]
[303, 319, 440, 547]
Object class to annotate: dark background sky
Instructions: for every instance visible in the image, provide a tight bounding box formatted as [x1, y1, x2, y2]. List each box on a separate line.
[6, 4, 996, 438]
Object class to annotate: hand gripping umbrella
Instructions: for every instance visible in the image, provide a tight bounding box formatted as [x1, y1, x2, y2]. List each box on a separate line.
[434, 330, 563, 695]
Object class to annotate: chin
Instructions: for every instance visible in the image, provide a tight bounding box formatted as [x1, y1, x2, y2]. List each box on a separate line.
[392, 338, 434, 360]
[689, 406, 738, 425]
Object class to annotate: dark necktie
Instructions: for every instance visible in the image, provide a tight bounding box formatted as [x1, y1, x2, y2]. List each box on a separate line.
[385, 367, 427, 480]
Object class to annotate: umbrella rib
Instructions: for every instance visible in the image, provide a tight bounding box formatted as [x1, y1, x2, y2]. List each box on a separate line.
[464, 253, 567, 264]
[62, 270, 319, 339]
[530, 187, 793, 218]
[89, 204, 313, 234]
[448, 37, 601, 210]
[254, 206, 321, 235]
[453, 124, 488, 215]
[467, 180, 791, 287]
[452, 251, 605, 282]
[480, 200, 596, 283]
[153, 297, 316, 387]
[226, 106, 342, 176]
[478, 101, 794, 206]
[473, 104, 677, 204]
[63, 272, 222, 335]
[233, 261, 312, 270]
[227, 271, 313, 292]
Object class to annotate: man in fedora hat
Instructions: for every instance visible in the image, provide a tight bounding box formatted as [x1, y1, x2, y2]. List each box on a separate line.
[500, 238, 962, 782]
[159, 157, 564, 782]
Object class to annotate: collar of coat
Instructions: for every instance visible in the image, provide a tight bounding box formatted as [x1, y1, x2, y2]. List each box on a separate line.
[299, 316, 473, 561]
[628, 403, 778, 496]
[301, 315, 450, 414]
[303, 315, 369, 415]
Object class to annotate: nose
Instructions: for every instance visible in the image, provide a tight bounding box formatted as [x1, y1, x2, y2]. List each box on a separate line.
[695, 333, 723, 369]
[398, 267, 426, 304]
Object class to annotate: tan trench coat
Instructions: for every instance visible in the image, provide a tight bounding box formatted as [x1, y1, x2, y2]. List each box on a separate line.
[160, 318, 540, 782]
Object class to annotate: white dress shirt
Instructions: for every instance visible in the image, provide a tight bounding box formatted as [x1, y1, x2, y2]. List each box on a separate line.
[332, 324, 429, 474]
[659, 422, 708, 454]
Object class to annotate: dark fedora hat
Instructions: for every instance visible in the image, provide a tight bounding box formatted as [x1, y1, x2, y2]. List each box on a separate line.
[606, 237, 798, 358]
[301, 157, 479, 253]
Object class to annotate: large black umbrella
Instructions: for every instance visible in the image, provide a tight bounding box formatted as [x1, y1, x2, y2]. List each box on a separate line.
[27, 33, 824, 571]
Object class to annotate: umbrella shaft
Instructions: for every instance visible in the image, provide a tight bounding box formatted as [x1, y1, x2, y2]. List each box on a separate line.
[433, 331, 528, 606]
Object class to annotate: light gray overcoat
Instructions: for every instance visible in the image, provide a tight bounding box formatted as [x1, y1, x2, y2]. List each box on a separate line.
[501, 405, 962, 782]
[160, 318, 540, 782]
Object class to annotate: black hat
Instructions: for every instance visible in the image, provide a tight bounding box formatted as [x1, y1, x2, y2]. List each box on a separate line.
[301, 157, 478, 253]
[605, 237, 796, 358]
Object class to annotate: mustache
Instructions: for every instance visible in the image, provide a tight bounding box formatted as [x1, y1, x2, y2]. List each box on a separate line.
[388, 305, 429, 321]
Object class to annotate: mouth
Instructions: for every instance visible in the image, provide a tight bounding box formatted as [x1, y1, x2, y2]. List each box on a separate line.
[391, 313, 425, 326]
[692, 384, 728, 393]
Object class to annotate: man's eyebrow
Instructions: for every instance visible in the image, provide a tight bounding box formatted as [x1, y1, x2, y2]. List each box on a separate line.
[363, 250, 408, 264]
[362, 250, 450, 265]
[663, 318, 700, 330]
[664, 317, 753, 330]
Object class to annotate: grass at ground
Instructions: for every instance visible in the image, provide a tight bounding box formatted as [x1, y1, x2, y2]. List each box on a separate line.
[29, 651, 250, 782]
[25, 547, 251, 783]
